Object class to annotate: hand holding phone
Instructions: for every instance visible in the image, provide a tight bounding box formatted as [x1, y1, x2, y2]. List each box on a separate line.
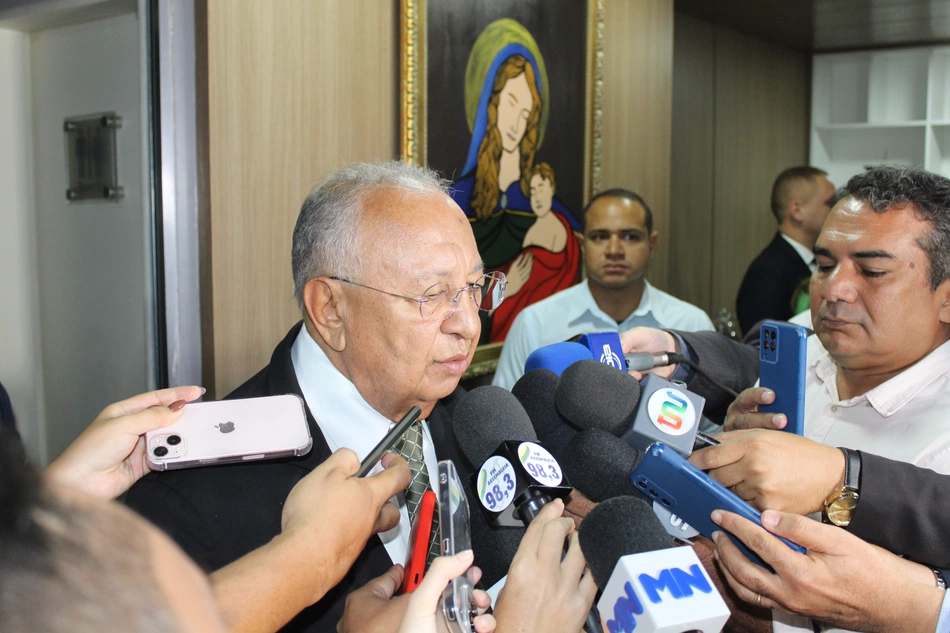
[630, 442, 806, 569]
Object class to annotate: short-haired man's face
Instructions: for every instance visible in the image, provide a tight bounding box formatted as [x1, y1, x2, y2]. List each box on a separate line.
[583, 196, 658, 290]
[798, 175, 837, 239]
[810, 196, 950, 373]
[529, 173, 554, 217]
[337, 191, 483, 419]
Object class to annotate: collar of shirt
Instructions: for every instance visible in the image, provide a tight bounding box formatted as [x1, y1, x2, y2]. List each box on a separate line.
[811, 336, 950, 416]
[290, 325, 438, 562]
[780, 232, 816, 271]
[566, 278, 654, 330]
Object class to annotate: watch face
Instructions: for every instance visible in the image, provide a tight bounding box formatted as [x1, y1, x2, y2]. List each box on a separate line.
[826, 493, 859, 526]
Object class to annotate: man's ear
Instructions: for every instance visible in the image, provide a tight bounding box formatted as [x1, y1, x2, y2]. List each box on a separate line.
[302, 278, 346, 352]
[787, 199, 805, 224]
[937, 278, 950, 325]
[649, 231, 659, 257]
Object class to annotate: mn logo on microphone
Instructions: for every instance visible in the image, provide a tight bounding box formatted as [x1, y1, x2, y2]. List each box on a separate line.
[645, 389, 696, 437]
[606, 565, 714, 633]
[599, 343, 623, 369]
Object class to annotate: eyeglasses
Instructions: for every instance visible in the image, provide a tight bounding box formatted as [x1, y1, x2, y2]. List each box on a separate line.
[329, 272, 507, 321]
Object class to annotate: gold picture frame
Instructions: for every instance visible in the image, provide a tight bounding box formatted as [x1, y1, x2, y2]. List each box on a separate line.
[401, 0, 605, 380]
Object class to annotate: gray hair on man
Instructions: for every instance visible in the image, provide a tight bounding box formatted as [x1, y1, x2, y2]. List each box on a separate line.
[291, 160, 450, 310]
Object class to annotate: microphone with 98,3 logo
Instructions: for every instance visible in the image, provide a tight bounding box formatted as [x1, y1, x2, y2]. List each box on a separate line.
[452, 385, 573, 527]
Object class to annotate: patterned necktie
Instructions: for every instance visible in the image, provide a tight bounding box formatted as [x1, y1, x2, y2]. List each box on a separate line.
[394, 421, 441, 564]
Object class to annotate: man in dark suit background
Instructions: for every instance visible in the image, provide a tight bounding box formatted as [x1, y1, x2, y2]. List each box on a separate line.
[735, 166, 836, 334]
[126, 162, 523, 633]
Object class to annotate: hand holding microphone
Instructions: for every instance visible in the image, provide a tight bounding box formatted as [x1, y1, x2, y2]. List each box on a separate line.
[494, 499, 598, 633]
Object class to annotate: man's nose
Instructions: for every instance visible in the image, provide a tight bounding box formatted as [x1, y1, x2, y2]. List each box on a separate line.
[443, 291, 480, 340]
[819, 265, 858, 304]
[606, 236, 624, 256]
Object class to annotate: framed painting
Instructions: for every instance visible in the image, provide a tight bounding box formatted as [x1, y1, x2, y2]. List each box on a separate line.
[401, 0, 604, 379]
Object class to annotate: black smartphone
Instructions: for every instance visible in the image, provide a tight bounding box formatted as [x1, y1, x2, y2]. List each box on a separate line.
[357, 405, 422, 476]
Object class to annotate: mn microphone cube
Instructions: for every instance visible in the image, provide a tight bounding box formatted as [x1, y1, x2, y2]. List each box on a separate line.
[623, 374, 706, 456]
[598, 547, 730, 633]
[472, 440, 573, 528]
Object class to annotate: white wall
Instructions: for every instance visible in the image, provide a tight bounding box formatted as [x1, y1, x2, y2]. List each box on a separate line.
[0, 27, 46, 464]
[30, 11, 150, 462]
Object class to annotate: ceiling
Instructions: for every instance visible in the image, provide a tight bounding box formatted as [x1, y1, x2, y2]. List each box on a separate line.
[675, 0, 950, 52]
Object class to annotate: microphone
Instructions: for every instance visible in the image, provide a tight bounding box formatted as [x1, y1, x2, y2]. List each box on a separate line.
[561, 429, 643, 502]
[579, 496, 731, 633]
[524, 341, 593, 376]
[452, 386, 572, 527]
[555, 360, 706, 457]
[511, 368, 577, 462]
[576, 331, 674, 373]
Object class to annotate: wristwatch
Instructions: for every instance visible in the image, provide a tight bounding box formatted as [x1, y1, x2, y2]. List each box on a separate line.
[822, 447, 861, 527]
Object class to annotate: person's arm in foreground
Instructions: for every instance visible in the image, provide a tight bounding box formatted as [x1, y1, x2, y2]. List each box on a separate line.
[711, 508, 944, 633]
[45, 386, 205, 499]
[493, 498, 598, 633]
[211, 449, 411, 633]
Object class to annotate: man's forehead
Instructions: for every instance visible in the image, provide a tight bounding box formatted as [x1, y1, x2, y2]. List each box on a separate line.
[817, 196, 927, 251]
[585, 198, 647, 231]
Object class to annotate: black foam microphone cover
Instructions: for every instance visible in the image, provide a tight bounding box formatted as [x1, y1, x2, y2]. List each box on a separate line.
[554, 360, 640, 436]
[578, 495, 675, 590]
[554, 360, 641, 436]
[511, 368, 576, 462]
[453, 385, 536, 466]
[562, 429, 643, 502]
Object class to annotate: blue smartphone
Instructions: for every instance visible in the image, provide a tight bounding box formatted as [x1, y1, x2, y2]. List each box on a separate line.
[630, 442, 806, 569]
[758, 321, 808, 435]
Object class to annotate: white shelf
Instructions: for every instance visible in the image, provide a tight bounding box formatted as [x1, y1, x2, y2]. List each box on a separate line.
[815, 121, 927, 131]
[811, 45, 950, 182]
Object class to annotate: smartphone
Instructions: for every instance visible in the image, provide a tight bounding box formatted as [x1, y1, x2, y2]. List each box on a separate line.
[758, 320, 809, 435]
[400, 489, 436, 595]
[630, 442, 806, 569]
[438, 460, 477, 633]
[357, 405, 422, 477]
[146, 395, 312, 470]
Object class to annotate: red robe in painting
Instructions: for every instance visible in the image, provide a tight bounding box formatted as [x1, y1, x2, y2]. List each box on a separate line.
[490, 213, 581, 343]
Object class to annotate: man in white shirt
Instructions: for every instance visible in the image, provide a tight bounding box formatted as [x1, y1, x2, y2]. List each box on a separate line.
[735, 166, 837, 333]
[492, 188, 714, 390]
[625, 166, 950, 633]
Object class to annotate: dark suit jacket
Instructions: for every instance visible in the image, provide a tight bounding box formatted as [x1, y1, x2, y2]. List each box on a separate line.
[0, 380, 18, 442]
[126, 322, 522, 633]
[676, 329, 950, 568]
[735, 233, 812, 335]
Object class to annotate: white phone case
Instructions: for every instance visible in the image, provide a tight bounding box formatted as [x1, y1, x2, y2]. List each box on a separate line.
[146, 394, 312, 470]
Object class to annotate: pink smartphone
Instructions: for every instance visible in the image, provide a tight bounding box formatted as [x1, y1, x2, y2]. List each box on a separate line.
[146, 395, 312, 470]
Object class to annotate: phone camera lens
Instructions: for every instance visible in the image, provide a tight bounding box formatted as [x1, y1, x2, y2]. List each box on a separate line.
[167, 435, 181, 446]
[153, 446, 169, 457]
[769, 342, 776, 351]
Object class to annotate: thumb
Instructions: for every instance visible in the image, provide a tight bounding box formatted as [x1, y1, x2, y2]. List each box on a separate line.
[759, 509, 835, 553]
[101, 385, 204, 418]
[402, 552, 474, 624]
[371, 454, 412, 499]
[365, 564, 405, 600]
[113, 404, 187, 438]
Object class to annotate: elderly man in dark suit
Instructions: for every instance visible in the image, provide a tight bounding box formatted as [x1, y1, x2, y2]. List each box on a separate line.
[126, 162, 529, 633]
[735, 166, 836, 334]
